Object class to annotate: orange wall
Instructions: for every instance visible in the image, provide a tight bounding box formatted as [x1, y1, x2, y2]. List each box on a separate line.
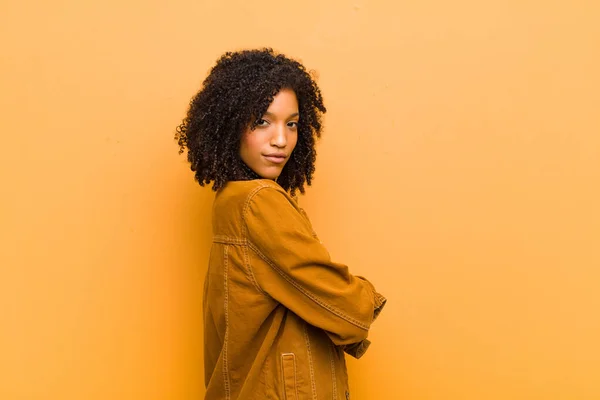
[1, 1, 599, 399]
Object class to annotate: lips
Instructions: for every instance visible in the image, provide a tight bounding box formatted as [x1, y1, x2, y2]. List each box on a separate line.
[263, 154, 287, 164]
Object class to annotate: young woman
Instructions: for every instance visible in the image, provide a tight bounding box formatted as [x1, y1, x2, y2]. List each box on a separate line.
[176, 48, 386, 400]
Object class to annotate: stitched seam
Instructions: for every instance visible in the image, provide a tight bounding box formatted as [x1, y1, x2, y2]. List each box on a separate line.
[304, 324, 318, 400]
[223, 245, 231, 400]
[240, 185, 290, 299]
[213, 235, 246, 245]
[241, 184, 292, 235]
[328, 344, 337, 400]
[248, 242, 370, 330]
[243, 241, 267, 295]
[213, 235, 265, 293]
[242, 185, 369, 329]
[281, 353, 298, 399]
[280, 354, 286, 400]
[241, 185, 272, 235]
[293, 354, 299, 400]
[240, 184, 271, 294]
[263, 359, 270, 397]
[281, 353, 298, 400]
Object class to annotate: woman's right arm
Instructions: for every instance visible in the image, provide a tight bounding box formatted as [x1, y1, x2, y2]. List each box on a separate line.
[243, 186, 386, 357]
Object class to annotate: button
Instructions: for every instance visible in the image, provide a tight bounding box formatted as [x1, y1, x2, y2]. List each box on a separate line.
[345, 390, 350, 399]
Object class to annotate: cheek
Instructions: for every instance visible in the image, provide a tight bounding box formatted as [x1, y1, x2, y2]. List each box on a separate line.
[240, 131, 258, 155]
[290, 133, 299, 151]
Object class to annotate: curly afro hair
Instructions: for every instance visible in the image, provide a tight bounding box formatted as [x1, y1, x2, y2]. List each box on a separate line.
[175, 48, 327, 195]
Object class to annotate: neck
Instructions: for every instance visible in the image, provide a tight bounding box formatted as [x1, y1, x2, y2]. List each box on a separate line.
[239, 162, 263, 181]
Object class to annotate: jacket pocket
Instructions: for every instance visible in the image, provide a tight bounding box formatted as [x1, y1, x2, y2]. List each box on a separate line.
[281, 353, 298, 400]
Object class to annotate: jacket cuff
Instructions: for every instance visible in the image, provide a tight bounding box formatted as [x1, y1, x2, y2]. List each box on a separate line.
[343, 339, 371, 359]
[372, 291, 387, 322]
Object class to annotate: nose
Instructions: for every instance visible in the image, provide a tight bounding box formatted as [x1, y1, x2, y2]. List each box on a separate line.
[270, 123, 287, 148]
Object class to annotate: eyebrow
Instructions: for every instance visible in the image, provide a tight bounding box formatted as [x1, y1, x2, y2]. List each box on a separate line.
[263, 111, 299, 119]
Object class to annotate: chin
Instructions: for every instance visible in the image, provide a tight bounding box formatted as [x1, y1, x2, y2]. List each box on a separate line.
[256, 166, 284, 180]
[259, 173, 279, 180]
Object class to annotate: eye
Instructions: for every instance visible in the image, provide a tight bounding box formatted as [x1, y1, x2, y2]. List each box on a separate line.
[255, 118, 269, 127]
[287, 121, 299, 129]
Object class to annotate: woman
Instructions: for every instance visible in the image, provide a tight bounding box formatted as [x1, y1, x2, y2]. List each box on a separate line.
[176, 48, 386, 399]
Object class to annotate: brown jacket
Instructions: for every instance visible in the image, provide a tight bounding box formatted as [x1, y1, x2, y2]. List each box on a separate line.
[203, 179, 386, 399]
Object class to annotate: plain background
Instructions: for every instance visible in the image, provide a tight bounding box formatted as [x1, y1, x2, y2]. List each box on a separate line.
[1, 0, 599, 399]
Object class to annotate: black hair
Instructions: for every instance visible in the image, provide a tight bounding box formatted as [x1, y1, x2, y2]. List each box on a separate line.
[175, 48, 326, 195]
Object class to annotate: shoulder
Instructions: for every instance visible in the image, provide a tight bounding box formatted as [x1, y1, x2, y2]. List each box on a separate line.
[215, 179, 295, 210]
[241, 181, 314, 239]
[229, 180, 302, 220]
[245, 180, 297, 212]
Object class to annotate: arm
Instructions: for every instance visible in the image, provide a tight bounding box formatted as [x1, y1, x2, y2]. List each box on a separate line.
[243, 187, 386, 356]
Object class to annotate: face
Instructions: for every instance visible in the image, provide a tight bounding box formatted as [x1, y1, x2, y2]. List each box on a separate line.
[240, 88, 299, 180]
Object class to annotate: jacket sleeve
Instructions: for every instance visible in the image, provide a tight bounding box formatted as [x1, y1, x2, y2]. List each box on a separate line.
[243, 187, 386, 355]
